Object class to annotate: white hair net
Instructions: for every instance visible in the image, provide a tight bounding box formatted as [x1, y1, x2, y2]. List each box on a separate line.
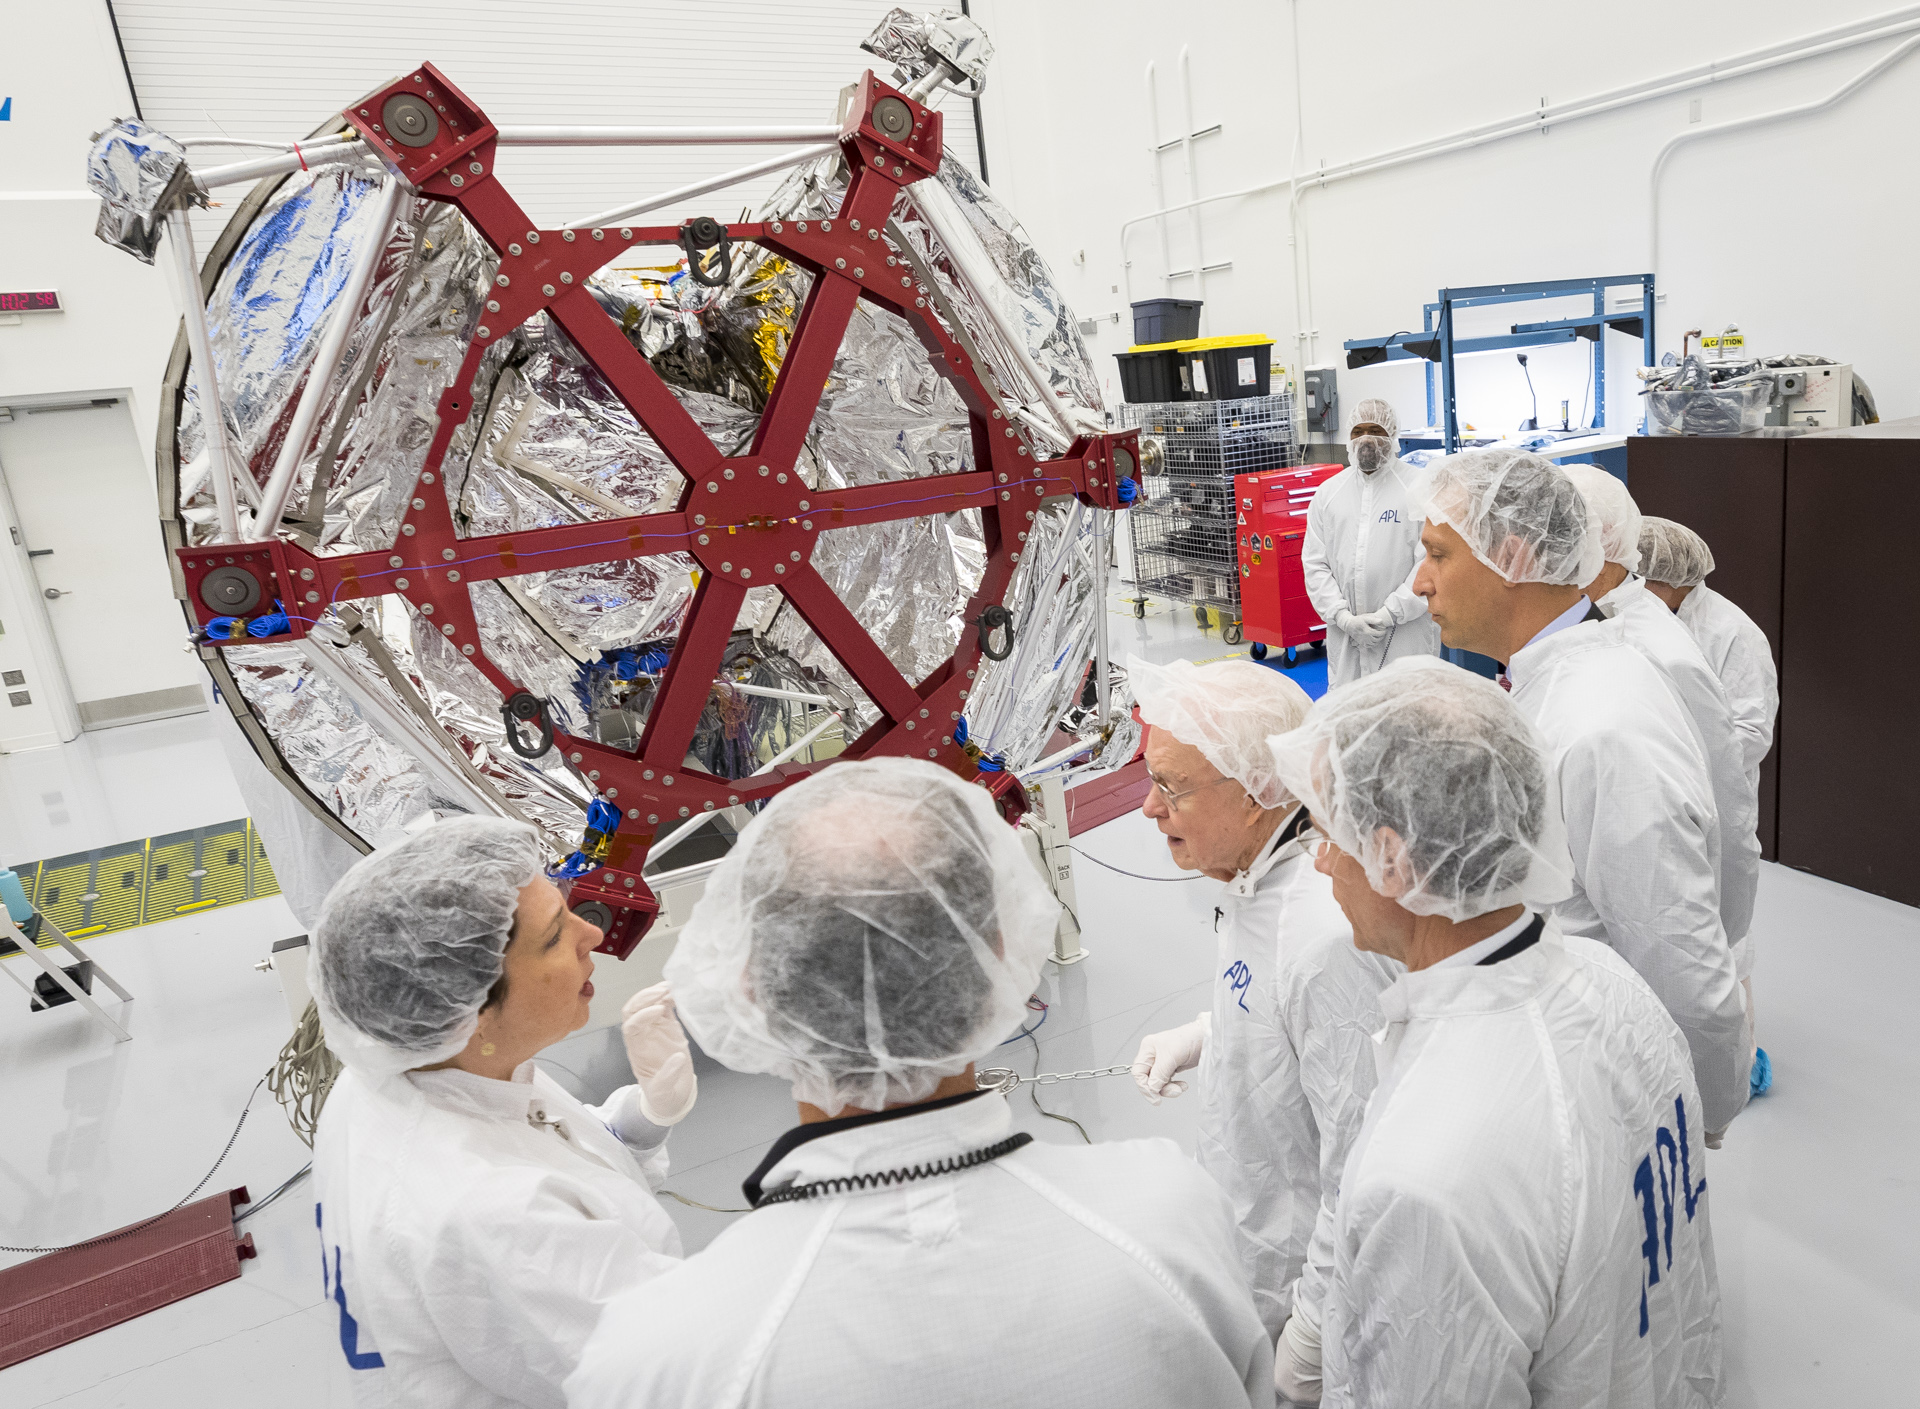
[1267, 657, 1573, 923]
[1346, 396, 1399, 443]
[1639, 515, 1716, 588]
[1562, 463, 1643, 574]
[1346, 397, 1399, 473]
[1421, 447, 1603, 587]
[311, 816, 544, 1082]
[1128, 654, 1311, 810]
[665, 758, 1059, 1116]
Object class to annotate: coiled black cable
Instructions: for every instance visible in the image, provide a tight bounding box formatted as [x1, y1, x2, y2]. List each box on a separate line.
[752, 1132, 1033, 1208]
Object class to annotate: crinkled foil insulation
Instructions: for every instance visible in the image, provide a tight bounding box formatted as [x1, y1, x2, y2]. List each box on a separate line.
[175, 142, 1113, 858]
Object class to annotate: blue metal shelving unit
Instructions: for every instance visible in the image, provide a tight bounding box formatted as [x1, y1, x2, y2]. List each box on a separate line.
[1344, 273, 1656, 452]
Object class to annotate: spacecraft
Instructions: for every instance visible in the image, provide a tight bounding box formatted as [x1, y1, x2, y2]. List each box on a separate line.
[85, 9, 1139, 957]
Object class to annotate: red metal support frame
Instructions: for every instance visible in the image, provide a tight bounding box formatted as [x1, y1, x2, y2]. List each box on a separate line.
[177, 62, 1139, 956]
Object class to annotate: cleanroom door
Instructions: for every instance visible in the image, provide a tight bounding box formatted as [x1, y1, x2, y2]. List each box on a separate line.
[0, 401, 203, 732]
[0, 453, 80, 751]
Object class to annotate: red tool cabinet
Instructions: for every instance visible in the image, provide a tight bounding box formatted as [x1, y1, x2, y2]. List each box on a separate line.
[1235, 463, 1342, 666]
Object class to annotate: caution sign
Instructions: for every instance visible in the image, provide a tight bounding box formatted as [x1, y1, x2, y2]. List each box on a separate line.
[1, 818, 282, 955]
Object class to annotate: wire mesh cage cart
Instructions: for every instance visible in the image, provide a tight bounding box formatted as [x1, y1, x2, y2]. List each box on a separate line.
[1119, 393, 1298, 642]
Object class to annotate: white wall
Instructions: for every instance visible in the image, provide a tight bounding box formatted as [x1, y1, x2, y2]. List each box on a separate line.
[971, 0, 1920, 437]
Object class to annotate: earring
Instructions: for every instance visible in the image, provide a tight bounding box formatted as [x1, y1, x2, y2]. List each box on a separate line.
[480, 1039, 497, 1057]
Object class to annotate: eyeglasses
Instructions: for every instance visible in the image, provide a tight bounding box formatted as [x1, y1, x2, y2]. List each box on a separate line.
[1147, 771, 1244, 813]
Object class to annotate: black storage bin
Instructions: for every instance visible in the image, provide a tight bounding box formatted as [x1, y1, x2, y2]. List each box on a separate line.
[1131, 298, 1203, 345]
[1116, 346, 1191, 404]
[1188, 337, 1273, 401]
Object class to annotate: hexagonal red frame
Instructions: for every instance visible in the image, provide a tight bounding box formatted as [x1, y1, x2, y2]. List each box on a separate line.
[175, 62, 1139, 955]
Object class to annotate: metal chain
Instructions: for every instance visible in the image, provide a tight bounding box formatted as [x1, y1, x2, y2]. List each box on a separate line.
[976, 1064, 1132, 1095]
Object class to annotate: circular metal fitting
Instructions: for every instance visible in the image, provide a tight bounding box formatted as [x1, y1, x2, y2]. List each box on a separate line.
[394, 577, 409, 590]
[198, 566, 261, 614]
[381, 93, 440, 147]
[873, 96, 914, 140]
[442, 548, 457, 561]
[542, 284, 556, 297]
[507, 243, 522, 257]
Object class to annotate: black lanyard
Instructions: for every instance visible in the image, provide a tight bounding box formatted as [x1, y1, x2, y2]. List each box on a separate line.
[1477, 912, 1545, 966]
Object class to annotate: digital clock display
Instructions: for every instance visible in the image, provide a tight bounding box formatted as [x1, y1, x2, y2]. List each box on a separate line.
[0, 290, 62, 314]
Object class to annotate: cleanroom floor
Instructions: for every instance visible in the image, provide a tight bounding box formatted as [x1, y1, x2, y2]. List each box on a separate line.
[1, 597, 1912, 1407]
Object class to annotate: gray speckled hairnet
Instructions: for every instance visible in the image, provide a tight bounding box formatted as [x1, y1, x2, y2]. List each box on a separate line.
[1421, 447, 1602, 587]
[1563, 463, 1643, 575]
[1129, 654, 1312, 810]
[1267, 656, 1572, 922]
[311, 815, 544, 1081]
[665, 758, 1058, 1116]
[1638, 516, 1717, 588]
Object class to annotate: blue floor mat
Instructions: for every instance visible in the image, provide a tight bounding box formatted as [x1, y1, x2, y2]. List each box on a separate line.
[1252, 647, 1329, 700]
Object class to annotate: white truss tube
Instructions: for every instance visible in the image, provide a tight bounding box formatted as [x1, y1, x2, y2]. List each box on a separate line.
[165, 209, 240, 542]
[643, 708, 843, 869]
[191, 136, 365, 193]
[564, 142, 837, 231]
[249, 180, 406, 541]
[496, 125, 840, 147]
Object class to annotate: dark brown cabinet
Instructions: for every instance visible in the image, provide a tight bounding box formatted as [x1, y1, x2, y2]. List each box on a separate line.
[1628, 421, 1920, 906]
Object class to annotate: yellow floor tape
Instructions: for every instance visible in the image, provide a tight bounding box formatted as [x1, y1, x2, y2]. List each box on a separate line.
[1, 818, 279, 954]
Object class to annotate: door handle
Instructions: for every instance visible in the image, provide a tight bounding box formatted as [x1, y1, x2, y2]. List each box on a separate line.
[43, 588, 69, 600]
[27, 548, 52, 558]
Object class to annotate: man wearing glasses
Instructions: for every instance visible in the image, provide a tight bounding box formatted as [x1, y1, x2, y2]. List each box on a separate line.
[1125, 656, 1397, 1405]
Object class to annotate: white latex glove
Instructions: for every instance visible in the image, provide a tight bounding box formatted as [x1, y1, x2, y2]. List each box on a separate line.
[1275, 1310, 1324, 1405]
[1131, 1012, 1210, 1103]
[621, 982, 697, 1126]
[1342, 608, 1391, 646]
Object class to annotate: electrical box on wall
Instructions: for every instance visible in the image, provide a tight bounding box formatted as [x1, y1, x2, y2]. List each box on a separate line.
[1303, 365, 1338, 437]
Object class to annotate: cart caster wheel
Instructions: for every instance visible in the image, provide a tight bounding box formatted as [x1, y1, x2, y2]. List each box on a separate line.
[1194, 606, 1211, 628]
[1222, 622, 1243, 646]
[1283, 646, 1301, 668]
[1133, 601, 1146, 619]
[1249, 641, 1267, 660]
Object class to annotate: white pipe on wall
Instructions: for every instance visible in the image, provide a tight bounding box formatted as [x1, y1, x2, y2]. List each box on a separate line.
[1121, 8, 1920, 362]
[1649, 32, 1920, 275]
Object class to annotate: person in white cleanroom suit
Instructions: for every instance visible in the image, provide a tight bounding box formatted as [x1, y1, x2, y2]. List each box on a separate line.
[1412, 449, 1750, 1136]
[1301, 396, 1442, 686]
[309, 817, 695, 1409]
[567, 760, 1274, 1409]
[1123, 655, 1396, 1404]
[1269, 657, 1724, 1409]
[1641, 513, 1780, 1091]
[1563, 464, 1761, 993]
[1639, 517, 1778, 791]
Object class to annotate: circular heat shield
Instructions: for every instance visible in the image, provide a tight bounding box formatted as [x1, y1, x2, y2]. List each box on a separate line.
[160, 68, 1130, 902]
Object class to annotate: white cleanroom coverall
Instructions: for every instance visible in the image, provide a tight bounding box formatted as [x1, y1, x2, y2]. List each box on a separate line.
[1301, 458, 1443, 687]
[1678, 585, 1779, 792]
[567, 1090, 1274, 1409]
[1508, 616, 1750, 1132]
[1322, 925, 1724, 1409]
[1195, 814, 1397, 1341]
[1601, 577, 1760, 947]
[314, 1064, 682, 1409]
